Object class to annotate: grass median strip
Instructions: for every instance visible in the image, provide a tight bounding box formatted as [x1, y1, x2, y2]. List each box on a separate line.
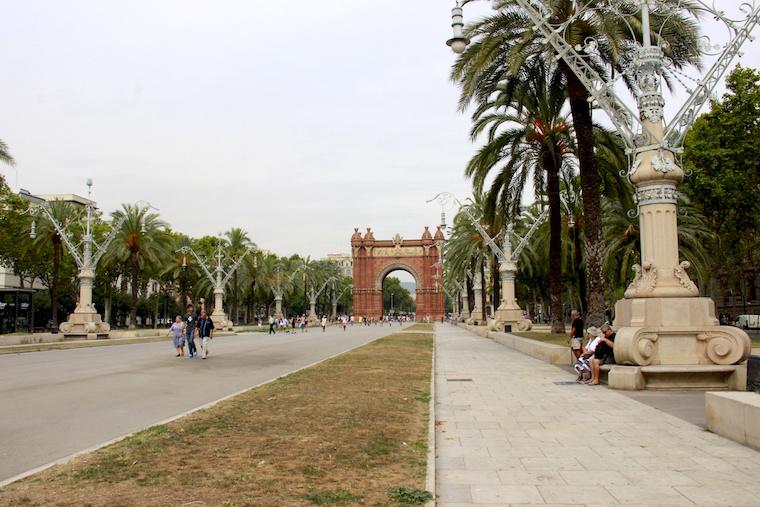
[0, 324, 434, 506]
[0, 336, 172, 355]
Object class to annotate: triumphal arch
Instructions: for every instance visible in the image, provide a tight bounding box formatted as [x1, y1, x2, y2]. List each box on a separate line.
[351, 227, 445, 320]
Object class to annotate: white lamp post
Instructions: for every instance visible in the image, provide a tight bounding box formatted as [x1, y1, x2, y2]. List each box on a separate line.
[177, 236, 254, 331]
[307, 277, 337, 323]
[429, 191, 545, 330]
[447, 0, 758, 389]
[20, 180, 149, 338]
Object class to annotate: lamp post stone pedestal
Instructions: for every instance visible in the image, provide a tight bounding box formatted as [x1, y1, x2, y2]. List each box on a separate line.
[466, 272, 484, 325]
[610, 119, 750, 389]
[459, 284, 470, 322]
[58, 267, 109, 339]
[490, 259, 532, 332]
[210, 286, 232, 332]
[274, 294, 283, 320]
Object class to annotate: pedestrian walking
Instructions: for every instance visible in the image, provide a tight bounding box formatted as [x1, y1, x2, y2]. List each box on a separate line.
[321, 315, 327, 332]
[183, 304, 198, 358]
[170, 315, 185, 357]
[198, 310, 214, 359]
[268, 315, 275, 335]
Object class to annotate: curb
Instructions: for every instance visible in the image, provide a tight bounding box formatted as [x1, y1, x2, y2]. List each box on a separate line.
[0, 327, 409, 488]
[425, 325, 437, 506]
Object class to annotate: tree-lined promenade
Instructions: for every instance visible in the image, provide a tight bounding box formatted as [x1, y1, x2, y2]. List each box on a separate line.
[0, 176, 353, 331]
[442, 8, 760, 333]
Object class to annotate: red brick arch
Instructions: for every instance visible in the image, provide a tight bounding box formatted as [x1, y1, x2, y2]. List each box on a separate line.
[351, 227, 445, 320]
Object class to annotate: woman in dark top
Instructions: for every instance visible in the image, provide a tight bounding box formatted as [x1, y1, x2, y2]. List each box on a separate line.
[588, 324, 616, 385]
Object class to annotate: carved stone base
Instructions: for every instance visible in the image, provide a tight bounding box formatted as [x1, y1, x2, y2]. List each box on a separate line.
[611, 297, 751, 390]
[489, 307, 532, 332]
[210, 310, 233, 331]
[59, 311, 110, 338]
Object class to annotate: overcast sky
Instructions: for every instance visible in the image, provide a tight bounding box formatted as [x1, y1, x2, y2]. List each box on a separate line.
[1, 1, 757, 260]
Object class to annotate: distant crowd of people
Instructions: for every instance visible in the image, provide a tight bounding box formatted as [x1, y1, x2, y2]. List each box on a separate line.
[165, 309, 419, 358]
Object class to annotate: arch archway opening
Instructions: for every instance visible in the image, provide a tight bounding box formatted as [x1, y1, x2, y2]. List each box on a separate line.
[382, 269, 416, 317]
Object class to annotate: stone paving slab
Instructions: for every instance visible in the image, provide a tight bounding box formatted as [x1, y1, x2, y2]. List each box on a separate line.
[434, 324, 760, 506]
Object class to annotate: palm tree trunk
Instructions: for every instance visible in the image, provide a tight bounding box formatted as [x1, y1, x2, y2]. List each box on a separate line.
[232, 271, 238, 325]
[480, 263, 487, 321]
[104, 285, 112, 324]
[491, 252, 500, 315]
[153, 294, 159, 329]
[571, 213, 586, 316]
[467, 275, 474, 314]
[129, 253, 139, 329]
[51, 239, 61, 328]
[564, 68, 606, 326]
[546, 160, 566, 334]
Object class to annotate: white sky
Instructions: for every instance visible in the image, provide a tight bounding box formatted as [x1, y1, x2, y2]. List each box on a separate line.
[1, 1, 757, 260]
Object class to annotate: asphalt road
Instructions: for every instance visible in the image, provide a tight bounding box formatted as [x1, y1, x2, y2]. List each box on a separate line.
[0, 323, 408, 483]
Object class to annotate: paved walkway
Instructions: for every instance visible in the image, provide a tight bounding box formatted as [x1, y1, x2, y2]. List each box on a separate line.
[434, 324, 760, 506]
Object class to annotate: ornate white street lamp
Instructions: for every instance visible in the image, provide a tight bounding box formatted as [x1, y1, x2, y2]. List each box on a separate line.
[334, 285, 352, 320]
[19, 180, 150, 338]
[307, 277, 337, 323]
[447, 0, 758, 389]
[177, 236, 254, 331]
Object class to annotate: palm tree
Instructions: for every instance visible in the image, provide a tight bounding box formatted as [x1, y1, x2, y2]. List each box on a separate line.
[34, 200, 77, 329]
[240, 249, 265, 322]
[451, 0, 700, 324]
[109, 204, 170, 329]
[444, 192, 495, 321]
[0, 139, 15, 168]
[224, 228, 254, 325]
[466, 61, 574, 333]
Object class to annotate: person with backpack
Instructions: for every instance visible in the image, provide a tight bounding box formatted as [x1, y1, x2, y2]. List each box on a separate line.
[197, 310, 214, 359]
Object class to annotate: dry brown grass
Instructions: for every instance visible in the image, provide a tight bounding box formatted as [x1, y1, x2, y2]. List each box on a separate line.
[0, 330, 433, 507]
[404, 323, 434, 333]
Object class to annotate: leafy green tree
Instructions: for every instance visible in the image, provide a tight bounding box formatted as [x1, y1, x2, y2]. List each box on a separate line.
[109, 204, 170, 329]
[466, 61, 573, 332]
[683, 65, 760, 300]
[0, 185, 44, 289]
[383, 277, 415, 314]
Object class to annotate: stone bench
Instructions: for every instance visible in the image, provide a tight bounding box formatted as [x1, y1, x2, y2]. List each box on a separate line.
[705, 392, 760, 449]
[602, 364, 746, 390]
[459, 323, 572, 365]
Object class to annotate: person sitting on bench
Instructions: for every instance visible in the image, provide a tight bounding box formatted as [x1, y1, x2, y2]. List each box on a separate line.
[587, 323, 616, 385]
[574, 326, 601, 382]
